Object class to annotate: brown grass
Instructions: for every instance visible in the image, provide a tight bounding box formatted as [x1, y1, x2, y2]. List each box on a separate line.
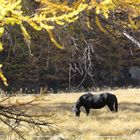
[0, 88, 140, 140]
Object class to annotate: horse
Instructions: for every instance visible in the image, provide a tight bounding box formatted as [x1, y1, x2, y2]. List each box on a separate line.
[72, 92, 118, 117]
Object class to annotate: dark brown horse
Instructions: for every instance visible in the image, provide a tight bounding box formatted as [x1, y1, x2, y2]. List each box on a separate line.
[73, 92, 118, 117]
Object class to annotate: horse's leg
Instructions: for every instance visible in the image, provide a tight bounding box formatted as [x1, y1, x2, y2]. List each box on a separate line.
[85, 108, 90, 116]
[114, 100, 118, 112]
[107, 104, 115, 112]
[111, 101, 118, 112]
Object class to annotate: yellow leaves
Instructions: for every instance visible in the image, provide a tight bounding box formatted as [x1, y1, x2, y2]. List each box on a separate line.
[0, 73, 8, 86]
[38, 0, 72, 12]
[40, 23, 54, 30]
[51, 37, 63, 49]
[0, 27, 4, 37]
[118, 0, 140, 5]
[21, 25, 31, 42]
[102, 8, 109, 19]
[95, 16, 107, 33]
[4, 17, 21, 25]
[55, 19, 65, 25]
[0, 9, 6, 17]
[7, 0, 21, 11]
[102, 0, 113, 5]
[28, 20, 42, 31]
[38, 1, 87, 24]
[0, 42, 3, 52]
[96, 7, 100, 15]
[0, 0, 23, 29]
[94, 0, 140, 30]
[31, 1, 88, 48]
[128, 16, 139, 30]
[67, 16, 79, 23]
[116, 0, 140, 30]
[86, 17, 93, 30]
[28, 14, 55, 31]
[0, 27, 4, 52]
[47, 29, 63, 49]
[0, 0, 88, 54]
[74, 2, 87, 16]
[0, 0, 22, 18]
[87, 21, 93, 30]
[95, 0, 115, 19]
[0, 64, 8, 86]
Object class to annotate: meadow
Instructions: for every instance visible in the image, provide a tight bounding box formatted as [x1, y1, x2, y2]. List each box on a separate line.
[0, 88, 140, 140]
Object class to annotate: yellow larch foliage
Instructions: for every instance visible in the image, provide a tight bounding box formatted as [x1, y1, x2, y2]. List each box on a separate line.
[0, 0, 139, 86]
[95, 16, 107, 33]
[0, 64, 8, 86]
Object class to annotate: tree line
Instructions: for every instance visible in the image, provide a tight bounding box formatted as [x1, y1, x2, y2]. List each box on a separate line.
[0, 0, 140, 93]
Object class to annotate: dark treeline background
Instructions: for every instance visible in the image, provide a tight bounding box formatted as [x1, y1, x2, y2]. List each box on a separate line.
[0, 1, 140, 93]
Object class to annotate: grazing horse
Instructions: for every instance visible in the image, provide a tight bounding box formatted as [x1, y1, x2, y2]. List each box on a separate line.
[72, 92, 118, 117]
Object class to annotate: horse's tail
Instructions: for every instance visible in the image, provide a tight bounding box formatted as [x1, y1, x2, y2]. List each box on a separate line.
[114, 96, 118, 112]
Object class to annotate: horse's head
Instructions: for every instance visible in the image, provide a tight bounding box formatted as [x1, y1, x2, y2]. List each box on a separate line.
[72, 105, 80, 117]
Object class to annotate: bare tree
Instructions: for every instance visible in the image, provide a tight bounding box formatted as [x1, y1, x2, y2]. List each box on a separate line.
[0, 94, 55, 139]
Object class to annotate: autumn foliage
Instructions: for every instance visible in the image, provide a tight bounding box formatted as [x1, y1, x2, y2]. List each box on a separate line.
[0, 0, 140, 86]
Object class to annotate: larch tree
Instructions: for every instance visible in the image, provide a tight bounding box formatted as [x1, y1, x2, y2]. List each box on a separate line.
[0, 0, 139, 138]
[0, 0, 140, 85]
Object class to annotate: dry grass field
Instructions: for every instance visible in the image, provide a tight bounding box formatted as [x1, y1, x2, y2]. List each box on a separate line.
[0, 88, 140, 140]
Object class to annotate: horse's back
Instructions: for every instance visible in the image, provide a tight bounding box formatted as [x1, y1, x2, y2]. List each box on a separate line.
[104, 92, 117, 100]
[80, 93, 106, 109]
[80, 92, 117, 100]
[85, 92, 117, 108]
[102, 92, 118, 106]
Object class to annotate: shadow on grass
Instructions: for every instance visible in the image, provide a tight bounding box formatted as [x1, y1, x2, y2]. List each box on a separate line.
[119, 102, 140, 112]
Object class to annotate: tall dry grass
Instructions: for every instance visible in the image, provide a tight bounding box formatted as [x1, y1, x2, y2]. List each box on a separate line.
[0, 88, 140, 140]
